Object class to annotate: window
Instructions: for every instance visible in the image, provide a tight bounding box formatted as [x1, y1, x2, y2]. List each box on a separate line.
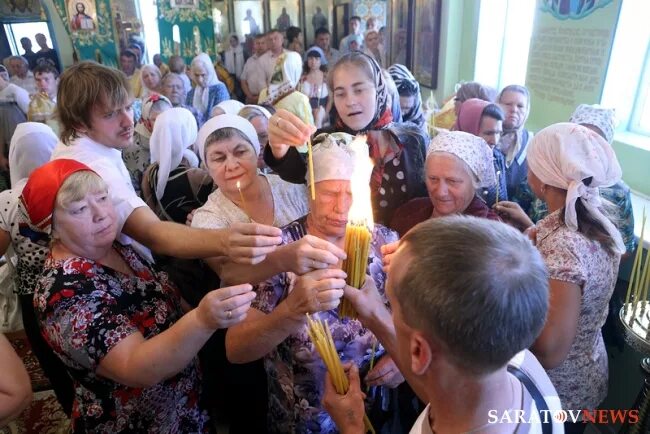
[474, 0, 536, 90]
[601, 0, 650, 139]
[629, 45, 650, 135]
[3, 22, 52, 55]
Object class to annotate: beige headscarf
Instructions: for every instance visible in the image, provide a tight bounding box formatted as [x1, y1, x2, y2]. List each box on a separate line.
[527, 122, 624, 253]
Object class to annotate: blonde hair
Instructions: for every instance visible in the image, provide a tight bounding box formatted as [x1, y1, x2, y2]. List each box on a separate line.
[56, 61, 131, 145]
[55, 171, 109, 210]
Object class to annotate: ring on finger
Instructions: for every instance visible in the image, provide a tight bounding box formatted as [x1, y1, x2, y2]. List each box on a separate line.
[226, 310, 232, 320]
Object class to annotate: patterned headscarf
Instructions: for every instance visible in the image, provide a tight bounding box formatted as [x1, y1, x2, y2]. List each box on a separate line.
[149, 108, 199, 200]
[334, 52, 392, 134]
[388, 64, 424, 129]
[263, 51, 304, 106]
[569, 104, 616, 144]
[19, 159, 96, 235]
[527, 123, 624, 253]
[308, 132, 357, 184]
[427, 131, 496, 189]
[134, 93, 172, 139]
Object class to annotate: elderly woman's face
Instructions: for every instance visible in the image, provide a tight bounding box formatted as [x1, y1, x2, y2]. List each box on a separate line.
[53, 189, 117, 258]
[332, 64, 376, 131]
[499, 90, 528, 130]
[142, 68, 161, 90]
[425, 153, 476, 217]
[309, 180, 353, 238]
[162, 76, 186, 105]
[205, 135, 257, 197]
[192, 64, 208, 88]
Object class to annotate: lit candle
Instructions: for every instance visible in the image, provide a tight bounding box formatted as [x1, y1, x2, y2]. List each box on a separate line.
[236, 180, 253, 222]
[495, 170, 501, 205]
[302, 98, 316, 200]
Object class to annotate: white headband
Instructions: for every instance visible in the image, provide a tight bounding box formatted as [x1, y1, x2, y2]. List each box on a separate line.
[196, 114, 261, 162]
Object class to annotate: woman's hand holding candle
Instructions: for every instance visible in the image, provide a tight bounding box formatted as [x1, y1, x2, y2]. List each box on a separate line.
[268, 109, 317, 159]
[279, 234, 347, 275]
[286, 268, 347, 319]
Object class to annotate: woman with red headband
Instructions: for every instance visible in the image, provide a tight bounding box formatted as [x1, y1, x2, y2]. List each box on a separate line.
[20, 159, 255, 433]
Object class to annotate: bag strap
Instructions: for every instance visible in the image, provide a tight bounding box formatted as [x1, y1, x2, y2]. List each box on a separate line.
[507, 365, 552, 434]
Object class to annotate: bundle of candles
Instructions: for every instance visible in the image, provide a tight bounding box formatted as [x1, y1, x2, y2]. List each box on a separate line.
[339, 135, 374, 319]
[306, 314, 375, 434]
[621, 208, 649, 343]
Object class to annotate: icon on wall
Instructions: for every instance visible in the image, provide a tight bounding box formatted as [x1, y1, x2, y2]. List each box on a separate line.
[67, 0, 96, 32]
[170, 0, 199, 8]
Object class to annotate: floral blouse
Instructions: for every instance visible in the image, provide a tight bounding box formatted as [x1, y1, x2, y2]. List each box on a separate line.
[253, 216, 398, 433]
[33, 243, 209, 433]
[536, 210, 620, 409]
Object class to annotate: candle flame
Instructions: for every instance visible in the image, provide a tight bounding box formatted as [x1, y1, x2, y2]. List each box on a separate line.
[348, 135, 374, 230]
[236, 180, 241, 189]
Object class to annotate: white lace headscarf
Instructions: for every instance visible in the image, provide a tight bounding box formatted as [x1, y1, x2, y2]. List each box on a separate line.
[149, 107, 199, 200]
[527, 122, 624, 253]
[426, 131, 497, 189]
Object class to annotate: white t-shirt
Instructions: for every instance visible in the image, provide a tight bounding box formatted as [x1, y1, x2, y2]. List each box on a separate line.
[410, 350, 563, 434]
[241, 54, 268, 96]
[0, 83, 30, 114]
[192, 173, 308, 230]
[51, 136, 151, 260]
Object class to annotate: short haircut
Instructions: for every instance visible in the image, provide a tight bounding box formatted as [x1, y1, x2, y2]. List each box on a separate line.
[56, 61, 131, 145]
[168, 55, 186, 73]
[350, 16, 361, 23]
[286, 26, 301, 43]
[55, 171, 108, 211]
[8, 55, 28, 66]
[498, 84, 530, 106]
[33, 62, 59, 78]
[254, 33, 266, 40]
[268, 29, 283, 36]
[481, 103, 504, 122]
[396, 216, 549, 376]
[161, 72, 184, 87]
[120, 50, 137, 61]
[315, 27, 330, 37]
[20, 37, 30, 44]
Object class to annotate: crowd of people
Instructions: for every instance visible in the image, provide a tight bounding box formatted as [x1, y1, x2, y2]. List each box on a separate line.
[0, 16, 638, 434]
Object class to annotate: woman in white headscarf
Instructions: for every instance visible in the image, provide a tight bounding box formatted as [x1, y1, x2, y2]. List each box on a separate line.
[495, 123, 623, 432]
[186, 53, 230, 122]
[140, 64, 163, 99]
[390, 131, 500, 236]
[0, 123, 74, 415]
[142, 107, 212, 224]
[259, 51, 314, 126]
[125, 93, 172, 196]
[210, 99, 245, 118]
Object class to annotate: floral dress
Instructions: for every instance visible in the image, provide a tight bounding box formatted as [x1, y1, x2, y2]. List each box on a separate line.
[536, 210, 620, 409]
[33, 243, 209, 433]
[253, 216, 398, 433]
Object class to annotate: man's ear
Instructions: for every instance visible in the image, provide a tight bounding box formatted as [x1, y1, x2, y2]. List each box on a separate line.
[410, 331, 433, 376]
